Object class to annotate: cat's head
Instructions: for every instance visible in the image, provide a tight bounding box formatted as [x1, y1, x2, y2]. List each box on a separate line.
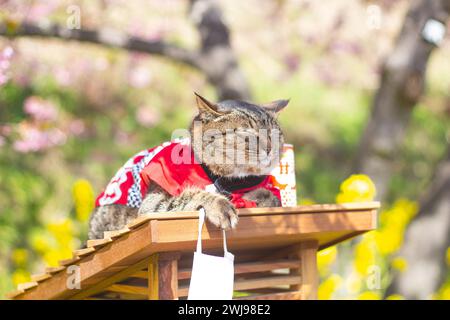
[189, 93, 289, 178]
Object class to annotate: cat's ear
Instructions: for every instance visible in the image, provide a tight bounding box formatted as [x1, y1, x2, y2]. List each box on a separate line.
[260, 99, 290, 114]
[194, 92, 223, 117]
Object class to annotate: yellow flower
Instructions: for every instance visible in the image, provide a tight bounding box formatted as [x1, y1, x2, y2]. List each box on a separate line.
[354, 233, 377, 275]
[357, 291, 381, 300]
[72, 179, 95, 222]
[336, 174, 376, 204]
[29, 232, 52, 253]
[43, 247, 73, 267]
[375, 199, 418, 257]
[434, 282, 450, 300]
[391, 257, 408, 272]
[380, 198, 417, 229]
[12, 269, 31, 286]
[318, 246, 337, 274]
[375, 228, 403, 256]
[440, 287, 450, 300]
[11, 248, 29, 266]
[386, 294, 404, 300]
[47, 218, 75, 246]
[43, 250, 60, 267]
[318, 274, 342, 300]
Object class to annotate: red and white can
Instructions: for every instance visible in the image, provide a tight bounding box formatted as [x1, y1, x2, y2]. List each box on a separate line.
[270, 144, 297, 207]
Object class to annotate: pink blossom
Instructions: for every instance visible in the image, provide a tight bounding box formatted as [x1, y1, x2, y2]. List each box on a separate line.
[54, 67, 72, 86]
[315, 63, 338, 86]
[24, 96, 58, 122]
[13, 125, 67, 153]
[68, 119, 86, 136]
[136, 106, 160, 127]
[0, 46, 14, 86]
[2, 47, 13, 59]
[329, 41, 362, 55]
[284, 53, 301, 73]
[128, 66, 152, 88]
[114, 130, 131, 144]
[0, 125, 12, 136]
[25, 2, 58, 23]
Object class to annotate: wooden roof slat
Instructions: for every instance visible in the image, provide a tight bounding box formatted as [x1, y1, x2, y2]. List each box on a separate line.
[104, 227, 131, 239]
[235, 291, 302, 300]
[177, 259, 301, 280]
[99, 291, 148, 300]
[106, 284, 148, 296]
[59, 256, 81, 266]
[18, 281, 38, 291]
[178, 274, 302, 297]
[5, 289, 25, 299]
[31, 273, 52, 283]
[68, 256, 153, 300]
[74, 247, 96, 257]
[87, 238, 113, 249]
[126, 215, 153, 230]
[45, 266, 65, 274]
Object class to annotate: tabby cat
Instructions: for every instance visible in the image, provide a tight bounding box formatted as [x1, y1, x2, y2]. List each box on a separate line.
[88, 93, 289, 239]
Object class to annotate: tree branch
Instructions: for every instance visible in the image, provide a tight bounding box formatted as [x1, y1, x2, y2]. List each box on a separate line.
[0, 2, 252, 102]
[0, 21, 202, 71]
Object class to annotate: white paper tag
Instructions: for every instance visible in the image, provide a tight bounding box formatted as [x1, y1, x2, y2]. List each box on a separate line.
[187, 208, 234, 300]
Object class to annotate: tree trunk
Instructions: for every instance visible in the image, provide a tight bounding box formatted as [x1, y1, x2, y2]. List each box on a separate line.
[387, 146, 450, 299]
[189, 0, 251, 100]
[353, 0, 450, 200]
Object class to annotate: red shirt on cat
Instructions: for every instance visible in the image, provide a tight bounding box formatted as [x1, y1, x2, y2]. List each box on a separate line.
[95, 138, 281, 209]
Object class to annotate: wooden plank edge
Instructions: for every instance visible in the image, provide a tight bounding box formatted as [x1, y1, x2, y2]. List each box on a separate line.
[87, 238, 113, 249]
[128, 202, 381, 222]
[127, 215, 153, 229]
[18, 281, 39, 291]
[68, 256, 154, 300]
[103, 227, 131, 239]
[45, 266, 66, 274]
[178, 275, 301, 297]
[177, 259, 301, 280]
[59, 256, 81, 266]
[106, 284, 148, 296]
[74, 247, 96, 257]
[5, 289, 25, 299]
[234, 290, 302, 300]
[31, 273, 52, 283]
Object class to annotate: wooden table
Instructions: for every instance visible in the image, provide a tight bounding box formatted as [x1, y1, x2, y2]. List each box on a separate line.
[8, 202, 379, 300]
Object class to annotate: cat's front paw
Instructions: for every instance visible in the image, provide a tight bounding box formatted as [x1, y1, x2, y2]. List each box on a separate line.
[242, 188, 281, 207]
[202, 196, 238, 230]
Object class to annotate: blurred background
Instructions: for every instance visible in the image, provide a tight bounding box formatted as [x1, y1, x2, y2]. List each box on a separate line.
[0, 0, 449, 300]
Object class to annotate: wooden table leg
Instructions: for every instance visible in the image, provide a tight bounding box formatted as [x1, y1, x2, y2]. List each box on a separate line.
[148, 252, 181, 300]
[300, 240, 319, 300]
[290, 240, 319, 300]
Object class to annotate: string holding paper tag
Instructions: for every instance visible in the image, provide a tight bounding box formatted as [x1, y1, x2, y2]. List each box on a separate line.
[196, 207, 206, 253]
[196, 208, 230, 255]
